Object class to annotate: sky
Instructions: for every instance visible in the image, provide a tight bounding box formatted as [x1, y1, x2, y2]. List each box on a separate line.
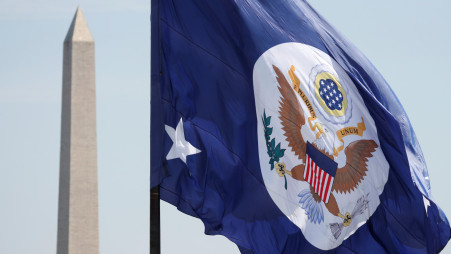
[0, 0, 450, 253]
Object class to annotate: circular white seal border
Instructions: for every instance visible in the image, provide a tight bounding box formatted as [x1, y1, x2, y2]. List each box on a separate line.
[253, 43, 389, 250]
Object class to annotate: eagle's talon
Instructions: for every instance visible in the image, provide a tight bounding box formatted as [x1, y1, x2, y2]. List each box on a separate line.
[338, 212, 352, 227]
[275, 162, 286, 177]
[276, 162, 293, 177]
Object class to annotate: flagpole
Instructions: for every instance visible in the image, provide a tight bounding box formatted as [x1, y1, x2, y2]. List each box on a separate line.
[150, 186, 161, 254]
[150, 0, 161, 253]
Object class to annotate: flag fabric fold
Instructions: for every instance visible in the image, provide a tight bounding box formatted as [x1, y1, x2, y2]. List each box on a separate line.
[151, 0, 450, 253]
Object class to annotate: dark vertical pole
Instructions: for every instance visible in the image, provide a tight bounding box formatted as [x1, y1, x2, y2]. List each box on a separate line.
[150, 186, 161, 254]
[150, 0, 161, 253]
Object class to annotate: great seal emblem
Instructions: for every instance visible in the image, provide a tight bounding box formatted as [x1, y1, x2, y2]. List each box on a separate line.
[253, 43, 389, 250]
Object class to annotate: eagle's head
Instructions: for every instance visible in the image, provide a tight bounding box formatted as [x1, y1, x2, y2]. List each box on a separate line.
[311, 125, 334, 160]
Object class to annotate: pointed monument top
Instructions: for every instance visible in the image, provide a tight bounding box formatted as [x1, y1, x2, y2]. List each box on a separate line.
[65, 6, 93, 42]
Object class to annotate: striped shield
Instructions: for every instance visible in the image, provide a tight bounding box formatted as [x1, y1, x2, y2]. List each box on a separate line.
[303, 142, 338, 203]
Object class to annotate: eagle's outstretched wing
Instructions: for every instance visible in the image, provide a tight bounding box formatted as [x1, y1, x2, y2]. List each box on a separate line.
[332, 139, 378, 194]
[273, 65, 306, 162]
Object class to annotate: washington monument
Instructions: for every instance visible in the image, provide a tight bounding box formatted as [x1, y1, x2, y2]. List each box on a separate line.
[56, 7, 99, 254]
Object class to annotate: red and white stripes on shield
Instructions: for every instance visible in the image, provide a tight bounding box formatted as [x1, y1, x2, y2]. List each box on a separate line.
[304, 154, 334, 203]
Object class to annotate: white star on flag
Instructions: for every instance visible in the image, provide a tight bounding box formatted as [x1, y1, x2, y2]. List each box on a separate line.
[165, 118, 201, 164]
[423, 196, 430, 216]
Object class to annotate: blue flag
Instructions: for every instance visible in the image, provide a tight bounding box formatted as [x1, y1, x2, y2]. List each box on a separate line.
[150, 0, 451, 253]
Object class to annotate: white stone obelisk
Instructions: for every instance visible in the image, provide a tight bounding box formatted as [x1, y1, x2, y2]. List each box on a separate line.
[57, 7, 99, 254]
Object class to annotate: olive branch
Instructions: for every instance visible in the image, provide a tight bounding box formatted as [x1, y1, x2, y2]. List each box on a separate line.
[262, 110, 288, 189]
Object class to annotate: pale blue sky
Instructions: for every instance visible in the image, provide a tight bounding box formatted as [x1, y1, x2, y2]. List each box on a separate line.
[0, 1, 450, 253]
